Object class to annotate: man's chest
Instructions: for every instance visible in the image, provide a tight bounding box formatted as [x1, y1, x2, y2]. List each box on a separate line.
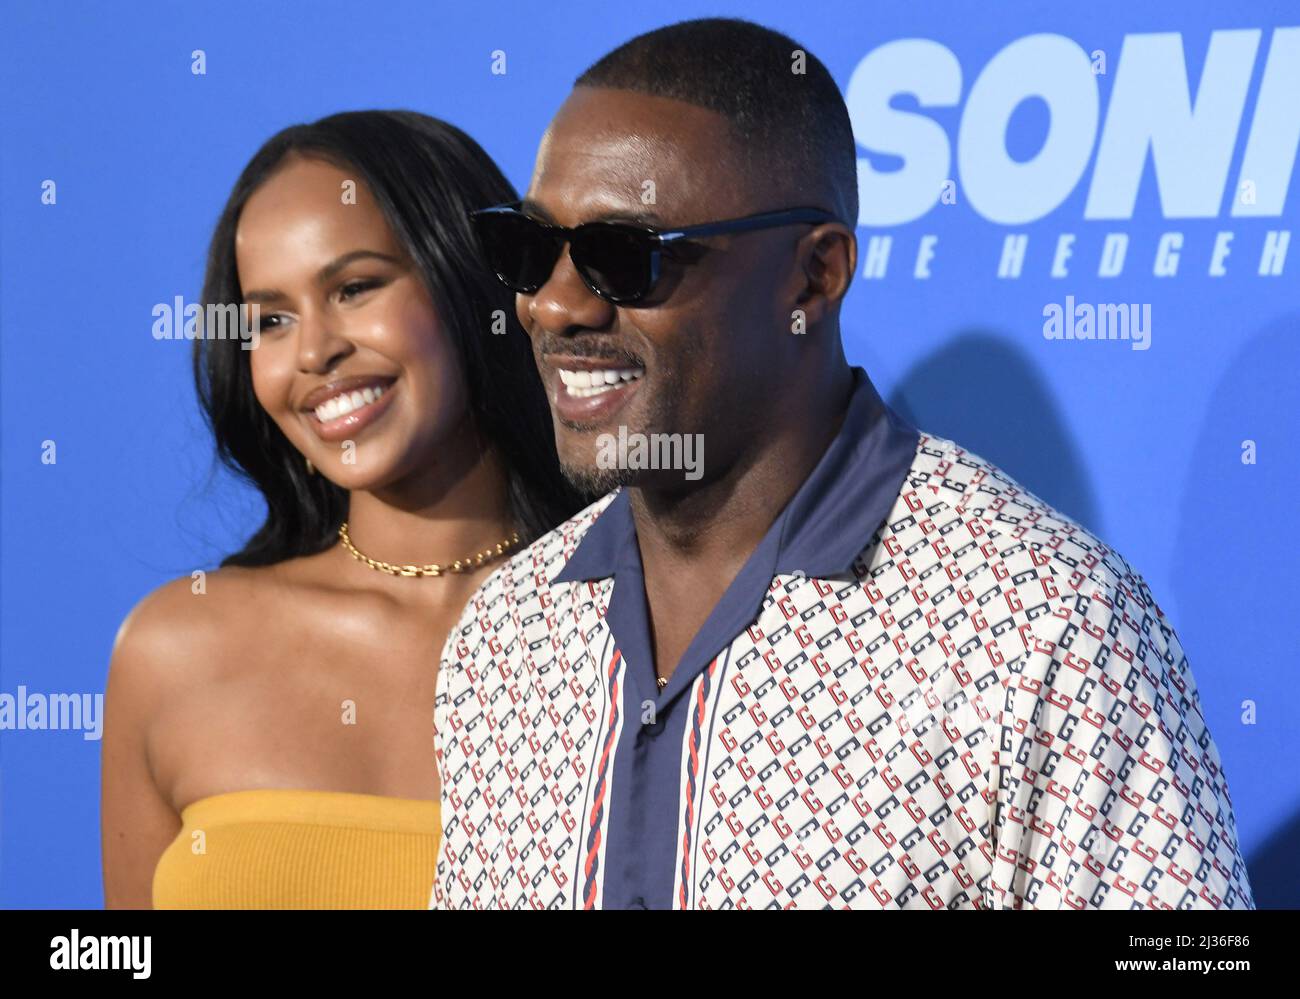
[438, 570, 1038, 908]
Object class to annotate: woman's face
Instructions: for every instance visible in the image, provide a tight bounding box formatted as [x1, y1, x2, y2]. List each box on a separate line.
[236, 153, 471, 493]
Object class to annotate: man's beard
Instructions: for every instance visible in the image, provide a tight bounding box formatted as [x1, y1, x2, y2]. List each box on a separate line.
[551, 364, 682, 497]
[558, 457, 636, 496]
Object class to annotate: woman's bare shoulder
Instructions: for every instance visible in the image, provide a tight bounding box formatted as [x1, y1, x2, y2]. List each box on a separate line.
[108, 565, 286, 695]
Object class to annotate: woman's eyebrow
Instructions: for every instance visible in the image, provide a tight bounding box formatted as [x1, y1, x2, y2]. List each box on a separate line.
[317, 249, 404, 282]
[241, 249, 404, 303]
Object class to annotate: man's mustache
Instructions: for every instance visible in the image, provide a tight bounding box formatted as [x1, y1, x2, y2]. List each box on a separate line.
[539, 340, 647, 368]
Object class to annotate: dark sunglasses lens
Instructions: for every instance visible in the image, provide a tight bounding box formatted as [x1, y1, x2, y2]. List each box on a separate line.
[571, 226, 654, 302]
[474, 213, 557, 292]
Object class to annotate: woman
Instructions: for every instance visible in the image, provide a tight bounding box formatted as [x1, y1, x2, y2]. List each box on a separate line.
[101, 111, 584, 908]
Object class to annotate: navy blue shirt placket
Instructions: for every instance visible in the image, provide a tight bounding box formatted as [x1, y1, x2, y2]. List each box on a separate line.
[550, 366, 922, 909]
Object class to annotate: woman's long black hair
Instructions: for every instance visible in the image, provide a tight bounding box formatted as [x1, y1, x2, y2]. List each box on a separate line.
[194, 110, 586, 566]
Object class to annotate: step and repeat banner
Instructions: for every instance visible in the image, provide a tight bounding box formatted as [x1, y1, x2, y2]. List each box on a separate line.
[1, 0, 1296, 908]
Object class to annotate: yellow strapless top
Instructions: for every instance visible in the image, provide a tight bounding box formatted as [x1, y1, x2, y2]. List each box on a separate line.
[152, 789, 440, 909]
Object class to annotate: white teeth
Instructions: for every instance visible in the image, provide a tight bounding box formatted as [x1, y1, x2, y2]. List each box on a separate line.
[314, 383, 387, 423]
[567, 383, 615, 398]
[557, 367, 644, 396]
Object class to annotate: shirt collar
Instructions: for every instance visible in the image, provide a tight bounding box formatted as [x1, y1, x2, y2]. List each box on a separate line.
[550, 365, 920, 585]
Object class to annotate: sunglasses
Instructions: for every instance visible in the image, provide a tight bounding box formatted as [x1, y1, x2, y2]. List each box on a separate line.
[467, 201, 837, 304]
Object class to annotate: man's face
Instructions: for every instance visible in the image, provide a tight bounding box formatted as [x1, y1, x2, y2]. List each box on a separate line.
[518, 86, 810, 495]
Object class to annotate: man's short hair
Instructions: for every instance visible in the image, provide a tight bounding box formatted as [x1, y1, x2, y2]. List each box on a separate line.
[574, 17, 859, 227]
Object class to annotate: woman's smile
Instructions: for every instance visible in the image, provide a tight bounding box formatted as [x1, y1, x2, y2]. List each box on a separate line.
[302, 374, 400, 442]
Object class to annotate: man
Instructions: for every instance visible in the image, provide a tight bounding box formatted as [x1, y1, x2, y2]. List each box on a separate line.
[432, 17, 1254, 909]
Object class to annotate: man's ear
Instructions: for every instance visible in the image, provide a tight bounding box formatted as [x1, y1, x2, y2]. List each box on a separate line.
[793, 224, 857, 324]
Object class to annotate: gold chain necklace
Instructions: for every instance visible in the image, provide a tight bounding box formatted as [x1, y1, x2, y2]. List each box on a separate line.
[338, 522, 521, 578]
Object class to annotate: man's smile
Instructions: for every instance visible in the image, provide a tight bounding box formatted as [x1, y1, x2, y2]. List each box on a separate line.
[557, 365, 645, 398]
[545, 354, 647, 425]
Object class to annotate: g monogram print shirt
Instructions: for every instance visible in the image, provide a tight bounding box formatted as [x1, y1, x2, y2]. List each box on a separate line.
[431, 366, 1254, 910]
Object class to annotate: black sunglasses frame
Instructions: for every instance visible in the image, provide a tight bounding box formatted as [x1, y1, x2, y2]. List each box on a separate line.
[467, 201, 839, 304]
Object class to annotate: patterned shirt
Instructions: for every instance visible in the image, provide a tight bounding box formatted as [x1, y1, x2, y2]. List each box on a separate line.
[431, 366, 1254, 910]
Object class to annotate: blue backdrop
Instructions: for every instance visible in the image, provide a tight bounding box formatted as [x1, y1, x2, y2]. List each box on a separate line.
[1, 0, 1296, 907]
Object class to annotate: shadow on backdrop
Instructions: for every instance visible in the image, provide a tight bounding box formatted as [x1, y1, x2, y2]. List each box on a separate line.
[886, 331, 1102, 535]
[1246, 807, 1300, 910]
[1172, 315, 1300, 909]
